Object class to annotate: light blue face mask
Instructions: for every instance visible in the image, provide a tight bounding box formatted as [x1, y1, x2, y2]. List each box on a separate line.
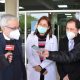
[37, 25, 48, 34]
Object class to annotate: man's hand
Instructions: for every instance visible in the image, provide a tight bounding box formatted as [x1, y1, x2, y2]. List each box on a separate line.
[41, 50, 49, 58]
[63, 74, 69, 80]
[4, 52, 13, 63]
[33, 65, 42, 72]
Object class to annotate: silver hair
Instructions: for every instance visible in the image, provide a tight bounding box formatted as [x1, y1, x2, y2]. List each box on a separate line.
[0, 14, 18, 28]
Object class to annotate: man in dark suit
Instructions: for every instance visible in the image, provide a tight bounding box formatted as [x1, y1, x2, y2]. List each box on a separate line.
[42, 19, 80, 80]
[0, 14, 26, 80]
[58, 33, 80, 80]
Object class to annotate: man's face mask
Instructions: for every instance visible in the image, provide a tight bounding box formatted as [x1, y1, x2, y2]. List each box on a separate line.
[66, 31, 76, 40]
[9, 29, 20, 40]
[78, 30, 80, 34]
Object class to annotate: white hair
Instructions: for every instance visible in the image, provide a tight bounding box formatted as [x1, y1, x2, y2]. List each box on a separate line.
[0, 14, 18, 28]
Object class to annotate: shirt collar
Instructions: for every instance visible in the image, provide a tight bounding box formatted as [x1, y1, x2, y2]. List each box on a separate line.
[3, 33, 10, 40]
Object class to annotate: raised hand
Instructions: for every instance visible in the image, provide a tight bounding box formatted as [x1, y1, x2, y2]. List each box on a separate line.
[41, 49, 49, 58]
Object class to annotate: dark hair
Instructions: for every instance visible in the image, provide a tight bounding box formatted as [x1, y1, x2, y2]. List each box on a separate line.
[34, 16, 52, 38]
[66, 18, 80, 29]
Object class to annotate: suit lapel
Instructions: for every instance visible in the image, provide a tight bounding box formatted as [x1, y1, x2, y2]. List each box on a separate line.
[74, 34, 80, 46]
[64, 37, 69, 51]
[0, 33, 6, 49]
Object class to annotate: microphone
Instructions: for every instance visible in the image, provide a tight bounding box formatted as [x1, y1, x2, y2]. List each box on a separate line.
[5, 44, 15, 59]
[5, 45, 14, 51]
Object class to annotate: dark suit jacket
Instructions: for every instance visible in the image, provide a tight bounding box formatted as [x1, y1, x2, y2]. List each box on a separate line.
[56, 34, 80, 80]
[0, 33, 26, 80]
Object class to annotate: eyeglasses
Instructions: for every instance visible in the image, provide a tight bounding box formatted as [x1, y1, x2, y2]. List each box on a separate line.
[6, 26, 20, 30]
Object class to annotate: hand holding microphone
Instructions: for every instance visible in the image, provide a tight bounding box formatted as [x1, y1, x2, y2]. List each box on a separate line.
[5, 44, 14, 63]
[41, 49, 49, 58]
[31, 45, 49, 58]
[5, 52, 13, 63]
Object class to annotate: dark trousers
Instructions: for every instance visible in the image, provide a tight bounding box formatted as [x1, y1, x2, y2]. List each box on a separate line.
[40, 73, 44, 80]
[40, 60, 44, 80]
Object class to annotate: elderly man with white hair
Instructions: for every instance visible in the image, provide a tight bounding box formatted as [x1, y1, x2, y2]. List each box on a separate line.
[0, 14, 26, 80]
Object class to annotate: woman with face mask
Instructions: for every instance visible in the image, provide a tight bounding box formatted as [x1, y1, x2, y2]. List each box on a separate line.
[26, 16, 59, 80]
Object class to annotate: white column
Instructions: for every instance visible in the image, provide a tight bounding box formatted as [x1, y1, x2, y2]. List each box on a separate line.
[5, 0, 19, 17]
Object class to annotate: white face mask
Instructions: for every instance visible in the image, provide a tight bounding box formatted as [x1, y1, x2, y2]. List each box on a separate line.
[78, 30, 80, 34]
[9, 29, 20, 40]
[66, 31, 76, 40]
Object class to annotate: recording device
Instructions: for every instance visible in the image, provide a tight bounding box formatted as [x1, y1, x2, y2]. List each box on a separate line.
[5, 40, 14, 52]
[5, 44, 15, 58]
[32, 45, 44, 53]
[0, 42, 15, 68]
